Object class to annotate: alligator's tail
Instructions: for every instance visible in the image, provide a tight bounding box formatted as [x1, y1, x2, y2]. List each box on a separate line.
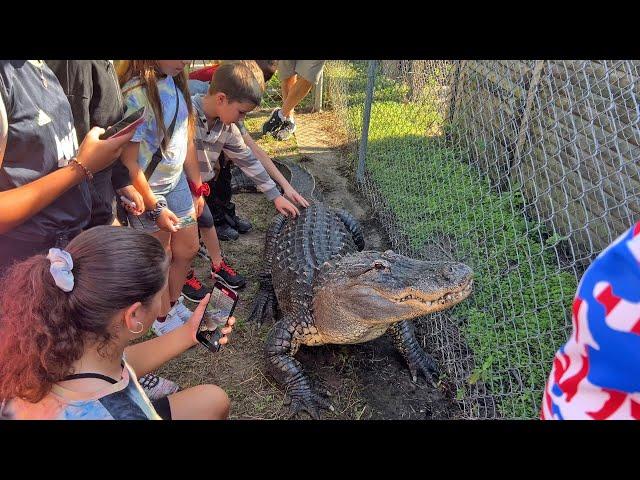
[280, 159, 321, 202]
[230, 159, 322, 202]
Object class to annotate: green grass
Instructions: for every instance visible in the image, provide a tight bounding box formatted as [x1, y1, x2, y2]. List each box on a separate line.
[325, 61, 576, 418]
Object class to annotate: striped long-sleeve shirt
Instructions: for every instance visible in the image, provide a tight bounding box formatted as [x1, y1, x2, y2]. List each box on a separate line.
[192, 94, 280, 201]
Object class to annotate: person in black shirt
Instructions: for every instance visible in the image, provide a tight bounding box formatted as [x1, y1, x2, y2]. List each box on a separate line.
[46, 60, 143, 227]
[0, 60, 133, 273]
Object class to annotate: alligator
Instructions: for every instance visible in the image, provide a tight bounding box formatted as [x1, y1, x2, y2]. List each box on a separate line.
[247, 161, 474, 418]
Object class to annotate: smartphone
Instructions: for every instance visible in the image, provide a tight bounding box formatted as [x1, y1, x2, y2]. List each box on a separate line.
[196, 282, 238, 353]
[120, 195, 137, 210]
[99, 107, 146, 140]
[176, 215, 197, 230]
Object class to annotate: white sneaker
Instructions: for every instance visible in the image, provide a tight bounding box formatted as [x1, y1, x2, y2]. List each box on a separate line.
[138, 374, 179, 401]
[151, 307, 184, 336]
[173, 297, 194, 323]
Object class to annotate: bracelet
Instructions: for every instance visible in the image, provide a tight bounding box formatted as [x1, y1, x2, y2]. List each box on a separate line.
[147, 199, 168, 222]
[69, 157, 94, 181]
[188, 180, 210, 197]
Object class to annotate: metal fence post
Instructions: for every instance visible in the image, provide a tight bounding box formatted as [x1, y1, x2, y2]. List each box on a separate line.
[357, 60, 377, 183]
[312, 70, 324, 112]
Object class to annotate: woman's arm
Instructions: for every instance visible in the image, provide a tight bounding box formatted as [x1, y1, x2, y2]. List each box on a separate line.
[0, 96, 133, 234]
[182, 135, 204, 217]
[125, 294, 235, 376]
[124, 322, 196, 377]
[120, 142, 157, 210]
[182, 135, 203, 188]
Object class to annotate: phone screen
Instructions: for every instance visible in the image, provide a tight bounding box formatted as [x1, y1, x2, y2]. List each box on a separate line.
[196, 282, 238, 353]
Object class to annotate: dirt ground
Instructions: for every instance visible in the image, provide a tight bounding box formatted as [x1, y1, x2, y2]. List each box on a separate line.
[154, 109, 458, 419]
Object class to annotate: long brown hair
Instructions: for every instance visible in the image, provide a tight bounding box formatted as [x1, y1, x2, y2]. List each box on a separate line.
[0, 227, 169, 403]
[116, 60, 195, 148]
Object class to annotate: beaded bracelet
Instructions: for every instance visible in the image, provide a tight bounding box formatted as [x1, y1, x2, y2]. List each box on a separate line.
[70, 157, 94, 181]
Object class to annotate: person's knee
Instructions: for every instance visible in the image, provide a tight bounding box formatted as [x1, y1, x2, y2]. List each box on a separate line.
[171, 231, 199, 261]
[199, 384, 230, 420]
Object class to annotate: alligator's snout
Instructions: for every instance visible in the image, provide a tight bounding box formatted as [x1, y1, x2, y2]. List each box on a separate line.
[315, 251, 474, 325]
[442, 263, 466, 281]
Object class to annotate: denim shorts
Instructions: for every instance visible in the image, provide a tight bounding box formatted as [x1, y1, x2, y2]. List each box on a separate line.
[127, 172, 195, 233]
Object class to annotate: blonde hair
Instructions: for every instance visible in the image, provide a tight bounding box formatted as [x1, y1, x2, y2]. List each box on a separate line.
[116, 60, 195, 147]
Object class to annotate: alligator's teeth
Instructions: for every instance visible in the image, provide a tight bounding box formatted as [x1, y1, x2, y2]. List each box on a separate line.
[445, 294, 452, 300]
[425, 301, 432, 307]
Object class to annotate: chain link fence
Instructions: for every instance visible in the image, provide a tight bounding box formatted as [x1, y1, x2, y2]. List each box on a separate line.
[323, 60, 640, 419]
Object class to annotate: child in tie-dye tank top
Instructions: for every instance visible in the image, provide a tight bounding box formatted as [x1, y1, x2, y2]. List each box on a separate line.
[116, 60, 206, 336]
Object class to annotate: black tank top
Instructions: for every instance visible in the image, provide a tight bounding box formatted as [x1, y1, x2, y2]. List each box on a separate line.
[0, 60, 90, 242]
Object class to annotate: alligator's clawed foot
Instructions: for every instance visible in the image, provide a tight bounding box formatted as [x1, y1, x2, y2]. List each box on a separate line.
[407, 349, 439, 387]
[284, 389, 334, 419]
[247, 292, 276, 326]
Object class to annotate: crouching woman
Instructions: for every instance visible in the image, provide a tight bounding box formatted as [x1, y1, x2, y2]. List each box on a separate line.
[0, 226, 233, 420]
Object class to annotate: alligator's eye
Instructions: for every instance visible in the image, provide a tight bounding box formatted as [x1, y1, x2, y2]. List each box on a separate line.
[373, 261, 388, 270]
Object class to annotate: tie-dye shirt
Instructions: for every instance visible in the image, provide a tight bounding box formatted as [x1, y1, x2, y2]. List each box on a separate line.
[541, 221, 640, 420]
[121, 74, 190, 189]
[0, 360, 161, 420]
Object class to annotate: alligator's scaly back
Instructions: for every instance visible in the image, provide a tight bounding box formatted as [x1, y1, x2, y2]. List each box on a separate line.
[270, 203, 360, 312]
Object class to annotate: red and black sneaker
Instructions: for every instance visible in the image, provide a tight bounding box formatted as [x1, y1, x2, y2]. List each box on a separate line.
[212, 259, 247, 289]
[182, 269, 210, 302]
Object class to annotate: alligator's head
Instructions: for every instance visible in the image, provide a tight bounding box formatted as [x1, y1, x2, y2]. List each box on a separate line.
[313, 250, 473, 326]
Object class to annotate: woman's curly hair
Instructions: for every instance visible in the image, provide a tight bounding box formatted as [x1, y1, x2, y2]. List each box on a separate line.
[0, 226, 168, 403]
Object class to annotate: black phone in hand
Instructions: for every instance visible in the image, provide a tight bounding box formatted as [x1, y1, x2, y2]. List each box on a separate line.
[99, 107, 146, 140]
[196, 281, 238, 353]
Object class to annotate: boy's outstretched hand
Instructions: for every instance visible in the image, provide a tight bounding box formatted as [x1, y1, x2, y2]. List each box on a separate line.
[274, 195, 300, 218]
[284, 187, 310, 208]
[187, 293, 236, 346]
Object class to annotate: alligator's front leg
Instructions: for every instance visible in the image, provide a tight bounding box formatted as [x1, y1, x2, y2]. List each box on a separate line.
[388, 321, 439, 384]
[265, 314, 333, 419]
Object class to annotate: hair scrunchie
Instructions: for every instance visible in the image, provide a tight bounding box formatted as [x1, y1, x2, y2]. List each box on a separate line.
[46, 248, 74, 292]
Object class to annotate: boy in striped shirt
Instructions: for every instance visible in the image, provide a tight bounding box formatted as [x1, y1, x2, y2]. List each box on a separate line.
[182, 62, 301, 297]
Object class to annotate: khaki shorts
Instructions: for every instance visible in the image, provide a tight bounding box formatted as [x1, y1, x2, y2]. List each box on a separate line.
[278, 60, 326, 84]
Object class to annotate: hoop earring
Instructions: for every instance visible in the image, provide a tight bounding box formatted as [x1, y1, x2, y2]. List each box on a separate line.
[129, 321, 144, 335]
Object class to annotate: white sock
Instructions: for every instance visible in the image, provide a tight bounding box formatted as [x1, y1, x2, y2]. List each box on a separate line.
[278, 109, 294, 123]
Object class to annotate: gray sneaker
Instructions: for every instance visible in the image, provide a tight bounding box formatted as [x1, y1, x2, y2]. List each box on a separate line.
[274, 118, 296, 141]
[262, 108, 285, 135]
[138, 374, 179, 401]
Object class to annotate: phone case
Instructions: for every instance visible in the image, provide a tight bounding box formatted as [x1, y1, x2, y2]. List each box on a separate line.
[99, 107, 146, 140]
[196, 282, 238, 353]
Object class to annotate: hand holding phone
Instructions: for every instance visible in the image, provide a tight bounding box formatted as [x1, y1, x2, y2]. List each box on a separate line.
[120, 195, 137, 210]
[99, 107, 146, 140]
[196, 282, 239, 353]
